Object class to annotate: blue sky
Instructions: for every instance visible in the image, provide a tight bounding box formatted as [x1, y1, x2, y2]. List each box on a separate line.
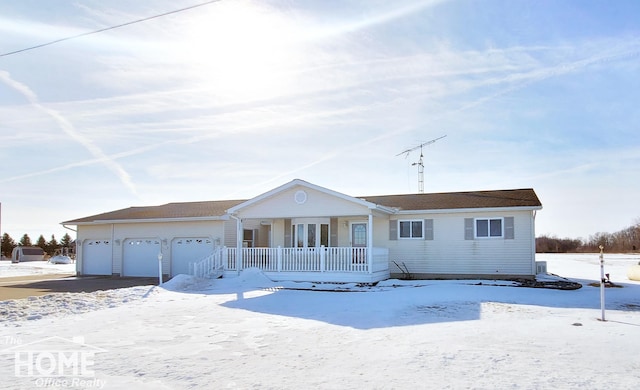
[1, 0, 638, 242]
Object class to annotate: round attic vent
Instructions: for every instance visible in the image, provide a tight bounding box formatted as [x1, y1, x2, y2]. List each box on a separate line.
[294, 190, 307, 204]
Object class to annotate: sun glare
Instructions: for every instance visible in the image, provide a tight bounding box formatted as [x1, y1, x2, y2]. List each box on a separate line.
[178, 1, 302, 101]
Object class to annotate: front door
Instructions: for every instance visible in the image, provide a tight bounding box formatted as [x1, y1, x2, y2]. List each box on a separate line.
[351, 223, 367, 264]
[351, 223, 367, 247]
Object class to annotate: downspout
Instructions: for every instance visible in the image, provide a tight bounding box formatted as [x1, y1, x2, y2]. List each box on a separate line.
[62, 224, 79, 275]
[532, 210, 537, 275]
[229, 214, 243, 275]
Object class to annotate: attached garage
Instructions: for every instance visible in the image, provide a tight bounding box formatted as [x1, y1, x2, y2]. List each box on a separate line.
[123, 238, 161, 277]
[82, 240, 113, 275]
[171, 237, 214, 276]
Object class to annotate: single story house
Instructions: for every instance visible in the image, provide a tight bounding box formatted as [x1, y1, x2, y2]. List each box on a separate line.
[62, 179, 542, 283]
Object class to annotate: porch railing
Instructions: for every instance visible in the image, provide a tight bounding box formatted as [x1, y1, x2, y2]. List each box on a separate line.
[224, 246, 389, 274]
[189, 246, 225, 278]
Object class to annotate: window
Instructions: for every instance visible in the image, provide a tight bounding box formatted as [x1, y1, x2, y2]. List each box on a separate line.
[297, 224, 304, 247]
[476, 218, 503, 238]
[399, 220, 423, 239]
[291, 220, 331, 248]
[307, 224, 316, 247]
[320, 224, 329, 247]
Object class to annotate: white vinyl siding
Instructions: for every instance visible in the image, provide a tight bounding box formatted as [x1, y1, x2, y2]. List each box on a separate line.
[386, 211, 535, 277]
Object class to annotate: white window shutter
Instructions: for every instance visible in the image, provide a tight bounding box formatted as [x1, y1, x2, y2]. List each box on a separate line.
[424, 219, 434, 240]
[504, 217, 515, 239]
[464, 218, 474, 240]
[389, 220, 398, 240]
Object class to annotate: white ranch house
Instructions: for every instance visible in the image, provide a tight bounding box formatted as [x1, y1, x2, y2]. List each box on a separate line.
[63, 179, 543, 283]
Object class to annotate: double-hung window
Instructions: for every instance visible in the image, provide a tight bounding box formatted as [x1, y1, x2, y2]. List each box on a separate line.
[399, 220, 423, 239]
[476, 218, 503, 238]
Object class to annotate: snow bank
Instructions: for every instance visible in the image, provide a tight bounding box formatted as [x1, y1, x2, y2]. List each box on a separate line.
[160, 274, 200, 291]
[0, 285, 158, 326]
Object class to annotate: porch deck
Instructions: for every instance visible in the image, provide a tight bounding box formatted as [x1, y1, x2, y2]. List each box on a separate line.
[191, 246, 390, 283]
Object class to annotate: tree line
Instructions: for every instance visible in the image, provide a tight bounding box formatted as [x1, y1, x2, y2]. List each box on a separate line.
[536, 219, 640, 253]
[1, 232, 74, 258]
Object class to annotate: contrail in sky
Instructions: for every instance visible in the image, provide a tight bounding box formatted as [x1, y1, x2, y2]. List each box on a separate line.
[0, 70, 138, 195]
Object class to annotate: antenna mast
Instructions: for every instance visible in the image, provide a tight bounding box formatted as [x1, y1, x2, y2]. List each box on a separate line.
[396, 135, 447, 193]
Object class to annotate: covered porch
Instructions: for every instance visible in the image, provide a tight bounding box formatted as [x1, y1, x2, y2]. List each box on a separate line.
[217, 179, 394, 283]
[189, 246, 390, 283]
[228, 246, 389, 283]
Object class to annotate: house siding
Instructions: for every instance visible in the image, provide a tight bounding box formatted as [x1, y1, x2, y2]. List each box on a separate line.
[223, 219, 237, 248]
[234, 186, 371, 219]
[385, 210, 535, 278]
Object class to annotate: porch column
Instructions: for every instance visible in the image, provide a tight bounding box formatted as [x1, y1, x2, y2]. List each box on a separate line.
[231, 215, 243, 274]
[367, 212, 373, 273]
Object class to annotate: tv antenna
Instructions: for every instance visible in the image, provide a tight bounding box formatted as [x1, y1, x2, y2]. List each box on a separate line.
[396, 135, 447, 193]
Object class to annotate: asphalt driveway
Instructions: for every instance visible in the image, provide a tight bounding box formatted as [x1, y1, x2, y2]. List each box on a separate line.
[0, 274, 159, 300]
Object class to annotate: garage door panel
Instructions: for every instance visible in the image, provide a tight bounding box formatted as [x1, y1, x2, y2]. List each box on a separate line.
[123, 239, 161, 277]
[82, 240, 112, 275]
[171, 238, 214, 276]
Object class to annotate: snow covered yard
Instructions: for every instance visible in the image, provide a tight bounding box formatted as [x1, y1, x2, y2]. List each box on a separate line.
[1, 254, 639, 389]
[0, 260, 75, 278]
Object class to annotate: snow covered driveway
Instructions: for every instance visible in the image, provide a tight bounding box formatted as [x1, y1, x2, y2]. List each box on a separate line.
[1, 254, 639, 389]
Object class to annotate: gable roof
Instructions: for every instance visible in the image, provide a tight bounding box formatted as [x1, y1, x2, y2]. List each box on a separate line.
[63, 199, 244, 224]
[63, 185, 541, 225]
[360, 188, 541, 211]
[227, 179, 394, 214]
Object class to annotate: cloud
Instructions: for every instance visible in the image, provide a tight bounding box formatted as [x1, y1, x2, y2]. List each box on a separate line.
[0, 70, 138, 195]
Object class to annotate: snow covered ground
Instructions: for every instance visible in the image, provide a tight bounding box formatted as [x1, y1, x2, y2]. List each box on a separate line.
[1, 253, 639, 389]
[0, 260, 75, 277]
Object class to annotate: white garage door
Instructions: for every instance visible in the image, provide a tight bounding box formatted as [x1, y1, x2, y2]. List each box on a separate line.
[123, 239, 161, 277]
[82, 240, 112, 275]
[171, 238, 214, 276]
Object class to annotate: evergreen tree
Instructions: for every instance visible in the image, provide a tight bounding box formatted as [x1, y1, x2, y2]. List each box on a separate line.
[19, 234, 32, 247]
[46, 235, 60, 256]
[36, 235, 47, 251]
[61, 233, 72, 248]
[1, 233, 17, 258]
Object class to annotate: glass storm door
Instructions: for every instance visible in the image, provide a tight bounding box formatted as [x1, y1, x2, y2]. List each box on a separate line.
[351, 223, 367, 247]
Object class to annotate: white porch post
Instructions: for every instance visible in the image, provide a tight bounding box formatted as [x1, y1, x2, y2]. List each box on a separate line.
[231, 215, 243, 274]
[367, 213, 373, 274]
[277, 246, 282, 272]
